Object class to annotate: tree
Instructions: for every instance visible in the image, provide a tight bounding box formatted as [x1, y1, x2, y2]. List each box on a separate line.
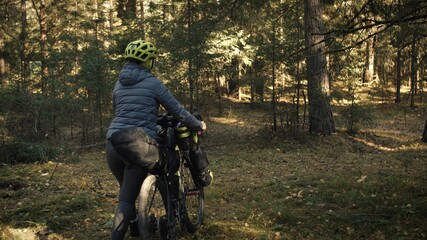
[2, 0, 427, 148]
[363, 36, 375, 83]
[304, 0, 335, 135]
[423, 120, 427, 142]
[187, 0, 195, 110]
[410, 32, 418, 108]
[39, 0, 48, 95]
[20, 0, 29, 93]
[395, 43, 402, 103]
[118, 0, 136, 21]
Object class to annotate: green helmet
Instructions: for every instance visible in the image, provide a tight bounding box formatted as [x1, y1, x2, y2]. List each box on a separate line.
[124, 40, 157, 63]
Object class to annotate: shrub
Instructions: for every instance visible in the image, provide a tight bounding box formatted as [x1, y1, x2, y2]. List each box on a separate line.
[0, 142, 59, 164]
[341, 102, 375, 134]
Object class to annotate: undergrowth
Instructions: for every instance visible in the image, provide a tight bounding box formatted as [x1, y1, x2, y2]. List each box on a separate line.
[0, 101, 426, 239]
[0, 141, 60, 164]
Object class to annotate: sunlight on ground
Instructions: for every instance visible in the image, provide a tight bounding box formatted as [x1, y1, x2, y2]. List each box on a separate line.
[208, 221, 277, 239]
[350, 136, 427, 152]
[350, 137, 398, 151]
[210, 116, 247, 126]
[1, 227, 40, 240]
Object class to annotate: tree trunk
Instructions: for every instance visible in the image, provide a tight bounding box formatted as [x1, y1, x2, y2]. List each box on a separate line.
[304, 0, 335, 135]
[422, 120, 427, 142]
[118, 0, 125, 20]
[117, 0, 136, 21]
[395, 48, 402, 103]
[296, 60, 302, 126]
[248, 67, 255, 109]
[363, 37, 375, 83]
[420, 54, 426, 101]
[187, 0, 194, 110]
[125, 0, 136, 20]
[394, 0, 404, 104]
[40, 0, 48, 95]
[94, 0, 104, 139]
[20, 0, 29, 93]
[214, 71, 223, 116]
[410, 33, 418, 109]
[0, 57, 6, 84]
[139, 0, 145, 39]
[272, 21, 277, 131]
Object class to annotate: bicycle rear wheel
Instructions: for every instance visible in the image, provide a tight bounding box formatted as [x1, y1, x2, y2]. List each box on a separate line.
[179, 161, 205, 233]
[138, 175, 168, 240]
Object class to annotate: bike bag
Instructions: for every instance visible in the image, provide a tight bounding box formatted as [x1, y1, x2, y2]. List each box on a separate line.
[163, 126, 176, 150]
[110, 127, 159, 170]
[189, 146, 212, 187]
[159, 147, 180, 176]
[175, 123, 193, 151]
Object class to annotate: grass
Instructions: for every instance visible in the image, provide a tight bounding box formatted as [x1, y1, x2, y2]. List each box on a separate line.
[0, 99, 426, 239]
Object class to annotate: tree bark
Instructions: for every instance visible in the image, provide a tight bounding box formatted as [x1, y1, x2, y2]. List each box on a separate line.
[40, 0, 48, 95]
[139, 0, 145, 39]
[117, 0, 136, 21]
[296, 60, 302, 126]
[422, 120, 427, 142]
[38, 0, 52, 136]
[272, 21, 277, 131]
[410, 33, 418, 108]
[395, 48, 402, 103]
[395, 0, 403, 104]
[187, 0, 194, 110]
[363, 36, 375, 83]
[125, 0, 136, 20]
[304, 0, 335, 135]
[118, 0, 125, 20]
[20, 0, 29, 93]
[0, 57, 6, 83]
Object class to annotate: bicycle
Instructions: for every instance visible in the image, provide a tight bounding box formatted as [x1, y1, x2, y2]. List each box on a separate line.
[137, 114, 205, 239]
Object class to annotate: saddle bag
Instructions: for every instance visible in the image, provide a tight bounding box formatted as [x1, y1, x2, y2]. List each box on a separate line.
[110, 127, 159, 171]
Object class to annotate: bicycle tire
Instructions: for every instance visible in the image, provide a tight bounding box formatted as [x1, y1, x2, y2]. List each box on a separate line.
[179, 162, 205, 233]
[138, 175, 168, 240]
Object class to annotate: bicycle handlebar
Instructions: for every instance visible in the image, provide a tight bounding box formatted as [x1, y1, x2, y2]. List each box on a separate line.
[157, 112, 203, 151]
[157, 113, 203, 131]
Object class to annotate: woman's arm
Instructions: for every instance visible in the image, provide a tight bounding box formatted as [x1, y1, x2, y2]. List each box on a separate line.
[155, 81, 203, 131]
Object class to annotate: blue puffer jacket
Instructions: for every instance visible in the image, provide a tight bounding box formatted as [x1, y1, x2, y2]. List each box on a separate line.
[106, 62, 202, 142]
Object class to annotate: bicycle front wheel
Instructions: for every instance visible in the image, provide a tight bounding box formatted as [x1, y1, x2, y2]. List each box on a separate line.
[180, 163, 205, 233]
[138, 175, 168, 240]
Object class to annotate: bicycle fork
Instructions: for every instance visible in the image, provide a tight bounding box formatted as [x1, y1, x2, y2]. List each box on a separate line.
[165, 175, 180, 239]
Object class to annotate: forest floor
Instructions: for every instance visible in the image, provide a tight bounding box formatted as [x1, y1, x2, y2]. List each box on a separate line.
[1, 95, 427, 240]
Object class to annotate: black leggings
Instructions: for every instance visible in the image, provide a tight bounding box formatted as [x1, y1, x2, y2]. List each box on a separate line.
[106, 140, 150, 240]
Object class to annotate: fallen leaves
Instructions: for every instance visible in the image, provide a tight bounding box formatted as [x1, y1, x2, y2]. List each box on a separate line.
[357, 175, 367, 183]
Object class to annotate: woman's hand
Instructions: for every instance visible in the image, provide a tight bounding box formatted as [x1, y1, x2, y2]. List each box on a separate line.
[201, 121, 207, 131]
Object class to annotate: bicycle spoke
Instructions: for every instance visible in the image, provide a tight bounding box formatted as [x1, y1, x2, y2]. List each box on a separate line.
[139, 175, 168, 239]
[180, 163, 205, 233]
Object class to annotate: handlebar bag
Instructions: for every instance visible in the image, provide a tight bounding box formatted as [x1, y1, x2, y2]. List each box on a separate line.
[110, 127, 159, 169]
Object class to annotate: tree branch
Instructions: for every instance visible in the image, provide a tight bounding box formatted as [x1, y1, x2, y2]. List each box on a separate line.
[322, 3, 427, 37]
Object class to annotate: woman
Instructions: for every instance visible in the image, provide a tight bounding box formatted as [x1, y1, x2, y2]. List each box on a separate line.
[105, 40, 206, 239]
